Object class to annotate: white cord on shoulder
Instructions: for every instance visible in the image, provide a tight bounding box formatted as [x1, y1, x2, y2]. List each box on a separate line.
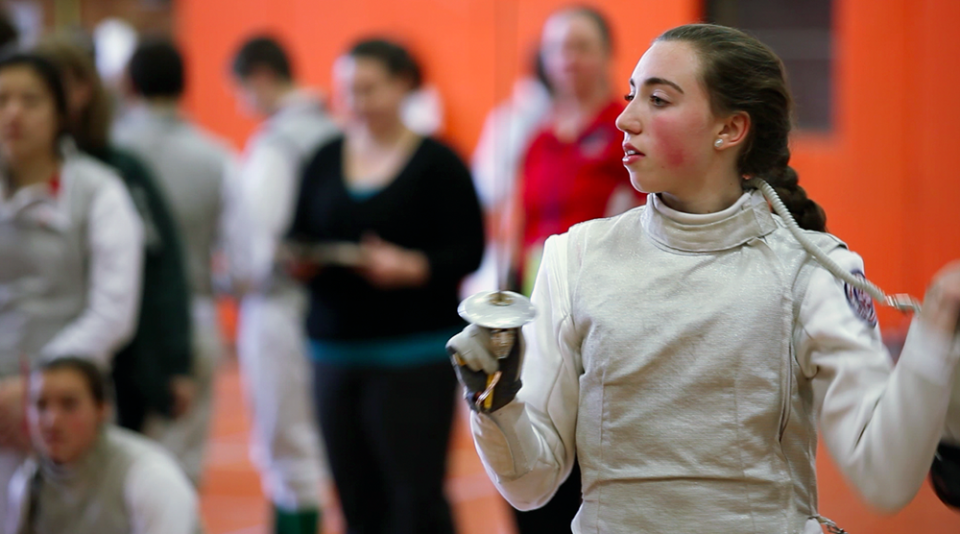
[746, 179, 922, 314]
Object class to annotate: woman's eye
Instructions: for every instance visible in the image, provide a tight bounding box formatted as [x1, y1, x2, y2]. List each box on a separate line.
[650, 95, 667, 107]
[623, 93, 635, 102]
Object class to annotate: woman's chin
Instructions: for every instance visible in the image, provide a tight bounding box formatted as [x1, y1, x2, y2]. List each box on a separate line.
[629, 174, 659, 195]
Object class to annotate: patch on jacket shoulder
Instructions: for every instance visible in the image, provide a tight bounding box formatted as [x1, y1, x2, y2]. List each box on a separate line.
[844, 270, 878, 327]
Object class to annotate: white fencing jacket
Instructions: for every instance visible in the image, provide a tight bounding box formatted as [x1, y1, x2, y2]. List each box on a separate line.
[0, 150, 143, 373]
[471, 191, 960, 533]
[5, 426, 197, 534]
[113, 104, 236, 300]
[235, 90, 339, 296]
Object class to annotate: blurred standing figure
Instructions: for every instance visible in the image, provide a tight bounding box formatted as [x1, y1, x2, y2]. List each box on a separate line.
[463, 50, 551, 297]
[289, 38, 484, 534]
[510, 7, 645, 533]
[229, 35, 338, 534]
[6, 358, 197, 534]
[35, 36, 197, 442]
[518, 7, 645, 294]
[112, 38, 237, 486]
[0, 53, 143, 520]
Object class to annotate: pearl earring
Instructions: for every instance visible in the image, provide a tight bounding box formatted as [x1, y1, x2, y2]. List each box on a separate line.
[714, 139, 724, 148]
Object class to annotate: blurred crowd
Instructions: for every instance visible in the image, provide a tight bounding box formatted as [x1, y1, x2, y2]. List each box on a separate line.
[0, 5, 643, 534]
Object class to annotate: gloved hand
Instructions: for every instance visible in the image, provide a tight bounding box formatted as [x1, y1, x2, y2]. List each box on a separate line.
[447, 323, 525, 413]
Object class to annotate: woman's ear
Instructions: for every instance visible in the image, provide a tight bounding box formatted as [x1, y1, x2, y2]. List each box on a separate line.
[715, 111, 750, 150]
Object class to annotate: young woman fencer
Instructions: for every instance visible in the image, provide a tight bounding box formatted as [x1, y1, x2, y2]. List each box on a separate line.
[449, 24, 960, 534]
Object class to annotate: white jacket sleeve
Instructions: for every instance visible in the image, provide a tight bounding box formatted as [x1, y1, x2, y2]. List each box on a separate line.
[470, 234, 582, 510]
[125, 452, 198, 534]
[801, 248, 960, 512]
[42, 178, 144, 366]
[234, 140, 299, 289]
[214, 153, 249, 292]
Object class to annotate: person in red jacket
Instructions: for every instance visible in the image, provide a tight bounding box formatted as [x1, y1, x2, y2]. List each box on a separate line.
[517, 7, 645, 295]
[509, 6, 644, 533]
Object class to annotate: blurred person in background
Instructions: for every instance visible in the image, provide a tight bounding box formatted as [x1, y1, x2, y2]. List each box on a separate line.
[516, 6, 645, 296]
[287, 38, 484, 534]
[112, 37, 238, 487]
[229, 35, 339, 534]
[34, 36, 197, 460]
[505, 7, 645, 533]
[463, 49, 551, 297]
[0, 10, 19, 54]
[6, 357, 197, 534]
[0, 52, 143, 520]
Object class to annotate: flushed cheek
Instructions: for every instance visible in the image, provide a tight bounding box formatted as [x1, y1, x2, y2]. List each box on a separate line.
[649, 113, 706, 169]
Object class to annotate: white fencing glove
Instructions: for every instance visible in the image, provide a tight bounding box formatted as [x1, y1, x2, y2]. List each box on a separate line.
[447, 323, 524, 413]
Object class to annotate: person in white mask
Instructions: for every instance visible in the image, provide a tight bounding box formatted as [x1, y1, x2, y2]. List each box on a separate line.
[449, 23, 960, 533]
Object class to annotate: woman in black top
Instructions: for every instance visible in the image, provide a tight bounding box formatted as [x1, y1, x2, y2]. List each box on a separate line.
[290, 39, 484, 534]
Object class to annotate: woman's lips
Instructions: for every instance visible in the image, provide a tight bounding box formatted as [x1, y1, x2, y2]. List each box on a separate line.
[622, 143, 645, 165]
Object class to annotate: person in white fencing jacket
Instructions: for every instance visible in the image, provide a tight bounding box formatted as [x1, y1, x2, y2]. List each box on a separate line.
[6, 358, 197, 534]
[448, 24, 960, 533]
[0, 53, 143, 522]
[228, 35, 339, 534]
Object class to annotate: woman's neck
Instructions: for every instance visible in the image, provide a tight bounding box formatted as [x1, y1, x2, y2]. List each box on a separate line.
[551, 83, 611, 140]
[350, 118, 411, 148]
[6, 151, 60, 193]
[659, 174, 744, 215]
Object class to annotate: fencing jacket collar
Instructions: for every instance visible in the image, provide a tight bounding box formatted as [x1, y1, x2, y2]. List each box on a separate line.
[37, 428, 109, 485]
[643, 190, 777, 253]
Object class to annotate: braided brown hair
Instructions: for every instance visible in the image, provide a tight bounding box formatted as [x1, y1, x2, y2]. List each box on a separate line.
[658, 24, 827, 232]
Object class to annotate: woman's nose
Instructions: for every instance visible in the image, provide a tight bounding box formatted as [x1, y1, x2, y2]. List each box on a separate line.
[615, 106, 640, 135]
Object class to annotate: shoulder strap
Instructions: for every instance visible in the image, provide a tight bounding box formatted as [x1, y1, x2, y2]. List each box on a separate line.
[21, 463, 42, 534]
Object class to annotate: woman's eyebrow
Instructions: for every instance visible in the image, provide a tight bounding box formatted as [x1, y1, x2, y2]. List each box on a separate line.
[643, 77, 684, 94]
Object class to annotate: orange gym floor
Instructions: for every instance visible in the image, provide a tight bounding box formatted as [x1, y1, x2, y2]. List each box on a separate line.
[200, 358, 517, 534]
[200, 357, 960, 534]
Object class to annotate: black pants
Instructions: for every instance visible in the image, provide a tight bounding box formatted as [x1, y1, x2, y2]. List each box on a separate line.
[112, 355, 148, 432]
[313, 360, 457, 534]
[512, 460, 581, 533]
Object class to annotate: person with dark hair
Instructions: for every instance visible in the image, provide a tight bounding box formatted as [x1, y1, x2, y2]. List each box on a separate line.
[464, 46, 551, 296]
[229, 33, 338, 534]
[34, 36, 197, 451]
[449, 23, 960, 532]
[125, 38, 185, 98]
[5, 357, 198, 534]
[0, 11, 18, 53]
[288, 37, 484, 534]
[0, 52, 143, 520]
[482, 7, 644, 532]
[517, 6, 645, 296]
[113, 37, 238, 487]
[232, 36, 293, 83]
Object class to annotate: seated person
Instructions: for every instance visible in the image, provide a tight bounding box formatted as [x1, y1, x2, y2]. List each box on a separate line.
[5, 357, 198, 534]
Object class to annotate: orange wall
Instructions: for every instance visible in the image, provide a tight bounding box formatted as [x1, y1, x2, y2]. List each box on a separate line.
[178, 0, 960, 531]
[178, 0, 699, 154]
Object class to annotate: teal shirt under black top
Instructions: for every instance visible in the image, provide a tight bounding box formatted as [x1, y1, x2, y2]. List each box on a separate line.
[291, 136, 485, 368]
